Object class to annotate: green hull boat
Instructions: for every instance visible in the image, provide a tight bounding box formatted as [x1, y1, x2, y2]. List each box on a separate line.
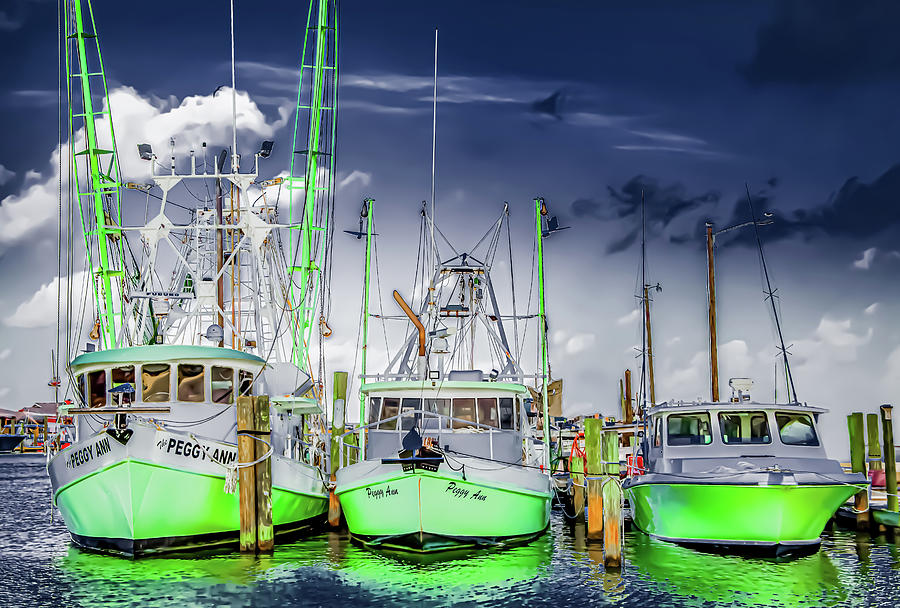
[337, 454, 551, 552]
[627, 481, 858, 548]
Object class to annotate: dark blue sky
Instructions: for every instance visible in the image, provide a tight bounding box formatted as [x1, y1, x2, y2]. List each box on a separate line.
[1, 1, 899, 456]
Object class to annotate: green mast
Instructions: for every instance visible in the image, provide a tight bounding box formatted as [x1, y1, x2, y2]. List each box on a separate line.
[534, 197, 551, 466]
[360, 198, 374, 449]
[286, 0, 338, 370]
[65, 0, 126, 349]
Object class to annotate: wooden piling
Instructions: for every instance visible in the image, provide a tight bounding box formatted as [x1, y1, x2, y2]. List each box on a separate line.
[881, 405, 898, 513]
[255, 396, 274, 552]
[237, 395, 257, 552]
[584, 417, 603, 540]
[848, 412, 869, 529]
[601, 429, 622, 568]
[571, 452, 585, 522]
[867, 413, 882, 471]
[329, 371, 348, 527]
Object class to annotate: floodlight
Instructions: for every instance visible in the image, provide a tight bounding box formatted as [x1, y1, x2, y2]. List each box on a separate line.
[258, 140, 274, 158]
[137, 143, 153, 161]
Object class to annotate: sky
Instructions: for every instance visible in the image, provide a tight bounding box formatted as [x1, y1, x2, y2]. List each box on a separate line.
[2, 1, 900, 457]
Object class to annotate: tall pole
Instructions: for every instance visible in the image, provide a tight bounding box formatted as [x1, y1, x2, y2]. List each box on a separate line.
[535, 198, 550, 467]
[706, 222, 720, 402]
[430, 29, 438, 284]
[359, 198, 374, 456]
[745, 184, 798, 404]
[643, 285, 656, 406]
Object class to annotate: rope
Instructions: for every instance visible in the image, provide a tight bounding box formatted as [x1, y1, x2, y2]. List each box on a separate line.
[189, 431, 273, 494]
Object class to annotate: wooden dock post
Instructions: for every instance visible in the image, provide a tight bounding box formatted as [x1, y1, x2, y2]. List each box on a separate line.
[601, 429, 622, 568]
[584, 417, 603, 540]
[571, 451, 585, 522]
[329, 371, 348, 527]
[848, 412, 869, 529]
[624, 370, 633, 423]
[255, 396, 274, 552]
[881, 405, 898, 513]
[867, 413, 882, 472]
[237, 395, 257, 552]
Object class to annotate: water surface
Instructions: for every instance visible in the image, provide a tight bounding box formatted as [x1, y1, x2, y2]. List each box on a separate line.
[2, 455, 897, 607]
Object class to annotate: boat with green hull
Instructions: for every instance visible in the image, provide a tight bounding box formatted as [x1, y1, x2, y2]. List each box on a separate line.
[335, 199, 561, 552]
[624, 400, 866, 552]
[50, 0, 338, 556]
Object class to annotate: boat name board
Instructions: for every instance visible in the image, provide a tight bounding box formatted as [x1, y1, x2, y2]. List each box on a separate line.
[446, 481, 487, 502]
[65, 436, 112, 469]
[366, 485, 398, 500]
[155, 436, 237, 465]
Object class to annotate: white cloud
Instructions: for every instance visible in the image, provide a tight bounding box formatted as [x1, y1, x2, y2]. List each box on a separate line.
[884, 345, 900, 396]
[0, 348, 9, 360]
[5, 272, 91, 329]
[0, 388, 9, 400]
[337, 170, 372, 191]
[564, 332, 596, 355]
[0, 164, 13, 186]
[615, 309, 639, 326]
[852, 247, 877, 270]
[719, 339, 755, 375]
[864, 302, 879, 316]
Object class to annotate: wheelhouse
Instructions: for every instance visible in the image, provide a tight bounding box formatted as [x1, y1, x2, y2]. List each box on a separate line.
[360, 380, 532, 463]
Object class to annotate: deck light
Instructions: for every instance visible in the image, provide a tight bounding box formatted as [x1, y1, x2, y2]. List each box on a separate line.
[258, 140, 274, 158]
[137, 143, 153, 160]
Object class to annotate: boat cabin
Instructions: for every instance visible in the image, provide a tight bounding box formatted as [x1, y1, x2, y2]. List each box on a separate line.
[361, 379, 533, 464]
[640, 401, 839, 475]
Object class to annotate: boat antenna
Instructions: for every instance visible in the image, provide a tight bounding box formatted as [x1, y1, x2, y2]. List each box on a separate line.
[229, 0, 238, 173]
[745, 183, 798, 404]
[429, 28, 438, 279]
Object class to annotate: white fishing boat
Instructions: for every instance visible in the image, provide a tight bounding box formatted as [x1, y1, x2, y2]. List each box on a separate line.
[47, 0, 338, 556]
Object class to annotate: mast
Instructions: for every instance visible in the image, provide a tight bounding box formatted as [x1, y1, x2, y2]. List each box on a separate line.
[745, 184, 798, 404]
[706, 222, 720, 402]
[65, 0, 127, 350]
[286, 0, 338, 370]
[535, 197, 551, 466]
[643, 284, 656, 406]
[359, 198, 374, 449]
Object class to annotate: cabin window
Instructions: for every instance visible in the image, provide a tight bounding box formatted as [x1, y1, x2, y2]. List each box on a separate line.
[653, 418, 662, 447]
[379, 397, 400, 430]
[477, 398, 499, 428]
[239, 370, 253, 397]
[141, 364, 170, 402]
[499, 398, 515, 430]
[177, 364, 205, 402]
[111, 366, 135, 405]
[211, 366, 234, 404]
[75, 374, 86, 406]
[399, 398, 421, 430]
[667, 413, 712, 446]
[88, 370, 107, 408]
[776, 412, 819, 446]
[424, 398, 451, 428]
[368, 397, 381, 425]
[719, 411, 771, 445]
[451, 398, 477, 429]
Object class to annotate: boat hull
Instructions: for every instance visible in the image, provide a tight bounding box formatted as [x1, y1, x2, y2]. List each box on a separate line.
[626, 481, 858, 548]
[48, 423, 327, 556]
[0, 434, 26, 453]
[335, 458, 551, 552]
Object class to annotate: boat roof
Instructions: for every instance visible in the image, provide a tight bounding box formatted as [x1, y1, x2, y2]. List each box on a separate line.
[361, 380, 529, 395]
[70, 345, 266, 372]
[648, 400, 826, 416]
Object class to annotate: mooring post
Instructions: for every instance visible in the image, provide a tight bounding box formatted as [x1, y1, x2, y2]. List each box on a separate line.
[624, 369, 633, 423]
[881, 405, 898, 513]
[585, 417, 603, 540]
[237, 395, 257, 552]
[571, 449, 585, 522]
[255, 396, 274, 552]
[329, 371, 348, 527]
[867, 413, 882, 473]
[601, 429, 622, 568]
[848, 412, 869, 529]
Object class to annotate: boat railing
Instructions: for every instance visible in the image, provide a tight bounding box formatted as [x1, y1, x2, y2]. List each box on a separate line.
[337, 409, 535, 468]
